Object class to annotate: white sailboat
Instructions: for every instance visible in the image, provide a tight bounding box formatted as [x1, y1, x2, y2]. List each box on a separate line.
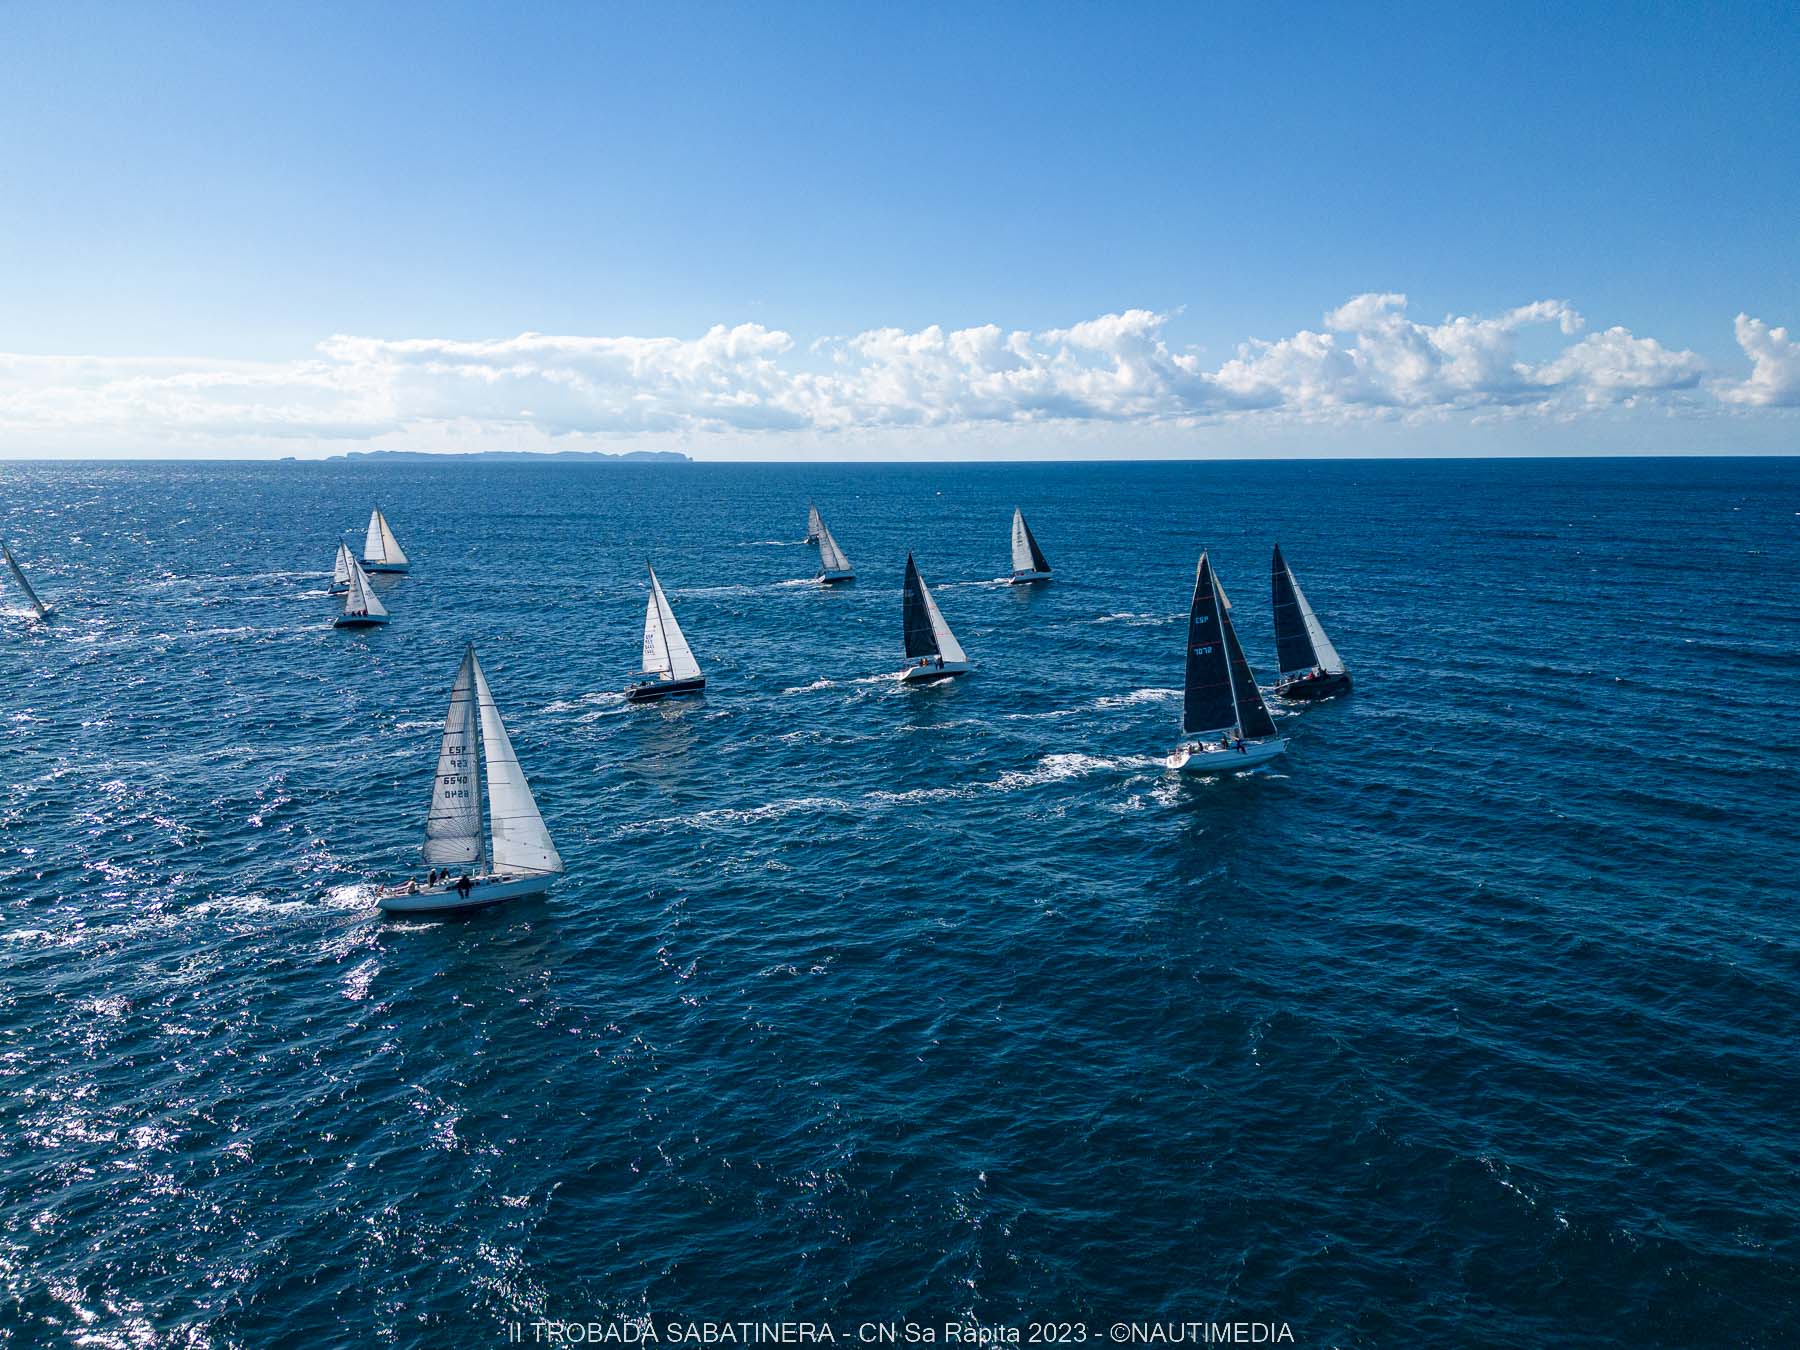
[329, 541, 354, 594]
[628, 565, 706, 702]
[334, 555, 390, 627]
[899, 553, 971, 681]
[814, 515, 854, 584]
[1271, 544, 1351, 701]
[805, 503, 824, 544]
[1009, 508, 1052, 584]
[1170, 552, 1288, 772]
[380, 646, 563, 914]
[3, 542, 51, 621]
[362, 508, 410, 574]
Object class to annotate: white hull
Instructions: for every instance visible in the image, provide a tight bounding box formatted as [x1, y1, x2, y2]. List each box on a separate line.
[378, 871, 556, 914]
[1171, 737, 1288, 773]
[1009, 570, 1052, 585]
[900, 658, 970, 682]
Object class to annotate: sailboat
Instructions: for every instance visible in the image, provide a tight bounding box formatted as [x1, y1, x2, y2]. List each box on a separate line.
[334, 556, 390, 628]
[1271, 545, 1351, 701]
[814, 515, 855, 584]
[628, 565, 706, 702]
[380, 646, 563, 914]
[1009, 507, 1052, 584]
[362, 508, 410, 574]
[899, 553, 971, 682]
[805, 503, 824, 544]
[3, 542, 51, 621]
[1171, 552, 1288, 772]
[329, 541, 354, 594]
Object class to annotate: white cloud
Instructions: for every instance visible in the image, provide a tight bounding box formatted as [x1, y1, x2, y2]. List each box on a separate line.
[1719, 314, 1800, 406]
[0, 294, 1756, 455]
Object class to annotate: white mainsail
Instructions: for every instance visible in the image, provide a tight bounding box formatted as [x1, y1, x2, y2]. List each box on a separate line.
[343, 557, 388, 619]
[641, 567, 702, 681]
[1010, 509, 1035, 574]
[471, 654, 562, 876]
[3, 543, 49, 620]
[918, 574, 967, 664]
[422, 648, 483, 865]
[1290, 571, 1344, 674]
[363, 509, 408, 567]
[331, 542, 354, 590]
[805, 504, 824, 543]
[817, 523, 852, 574]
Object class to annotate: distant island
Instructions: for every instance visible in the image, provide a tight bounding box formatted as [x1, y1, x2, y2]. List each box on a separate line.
[328, 448, 690, 463]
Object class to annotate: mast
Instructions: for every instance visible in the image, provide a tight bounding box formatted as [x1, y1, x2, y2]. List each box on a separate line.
[1215, 568, 1243, 738]
[648, 564, 673, 676]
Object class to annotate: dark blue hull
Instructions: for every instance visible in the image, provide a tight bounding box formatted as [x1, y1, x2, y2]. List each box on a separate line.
[627, 676, 707, 703]
[1275, 670, 1352, 701]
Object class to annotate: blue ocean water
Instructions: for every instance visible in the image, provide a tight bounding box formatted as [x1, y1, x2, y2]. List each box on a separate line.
[2, 457, 1796, 1348]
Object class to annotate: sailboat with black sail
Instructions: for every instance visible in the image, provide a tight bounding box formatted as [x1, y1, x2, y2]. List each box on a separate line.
[362, 508, 409, 574]
[380, 646, 563, 914]
[1270, 544, 1351, 700]
[3, 542, 51, 621]
[1009, 508, 1052, 584]
[899, 553, 970, 682]
[628, 565, 706, 702]
[1171, 552, 1288, 772]
[814, 514, 854, 584]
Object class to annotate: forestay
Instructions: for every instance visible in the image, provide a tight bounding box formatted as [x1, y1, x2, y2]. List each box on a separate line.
[642, 567, 702, 681]
[422, 648, 483, 865]
[471, 655, 563, 876]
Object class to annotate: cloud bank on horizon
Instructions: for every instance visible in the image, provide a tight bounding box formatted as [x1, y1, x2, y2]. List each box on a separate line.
[1, 294, 1795, 456]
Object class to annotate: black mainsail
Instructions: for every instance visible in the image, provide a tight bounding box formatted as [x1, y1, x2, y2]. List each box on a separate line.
[1184, 552, 1278, 741]
[1271, 544, 1318, 675]
[902, 554, 938, 658]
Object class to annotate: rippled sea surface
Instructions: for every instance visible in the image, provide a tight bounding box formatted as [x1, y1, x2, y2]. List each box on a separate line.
[2, 458, 1796, 1348]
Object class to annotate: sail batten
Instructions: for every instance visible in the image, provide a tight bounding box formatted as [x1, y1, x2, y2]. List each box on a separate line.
[422, 648, 483, 865]
[471, 655, 563, 876]
[3, 543, 49, 620]
[641, 568, 702, 681]
[1011, 509, 1050, 574]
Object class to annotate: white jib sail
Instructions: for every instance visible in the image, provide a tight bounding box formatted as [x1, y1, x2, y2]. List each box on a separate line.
[332, 542, 354, 589]
[817, 524, 852, 574]
[918, 575, 967, 665]
[3, 544, 49, 619]
[364, 509, 408, 566]
[471, 654, 563, 876]
[1290, 572, 1343, 673]
[423, 648, 483, 865]
[642, 569, 702, 681]
[1010, 508, 1035, 573]
[344, 557, 388, 618]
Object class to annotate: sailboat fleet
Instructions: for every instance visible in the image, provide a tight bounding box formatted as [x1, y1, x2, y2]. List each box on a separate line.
[295, 496, 1346, 914]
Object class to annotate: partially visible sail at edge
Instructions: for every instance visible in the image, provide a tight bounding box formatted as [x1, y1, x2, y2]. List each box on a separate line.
[1011, 509, 1050, 574]
[470, 654, 563, 876]
[642, 568, 703, 682]
[2, 543, 50, 620]
[423, 648, 483, 866]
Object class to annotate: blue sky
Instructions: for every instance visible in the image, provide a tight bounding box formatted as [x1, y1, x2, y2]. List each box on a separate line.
[2, 1, 1797, 458]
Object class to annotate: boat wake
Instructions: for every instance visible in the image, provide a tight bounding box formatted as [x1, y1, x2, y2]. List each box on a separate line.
[1094, 687, 1182, 710]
